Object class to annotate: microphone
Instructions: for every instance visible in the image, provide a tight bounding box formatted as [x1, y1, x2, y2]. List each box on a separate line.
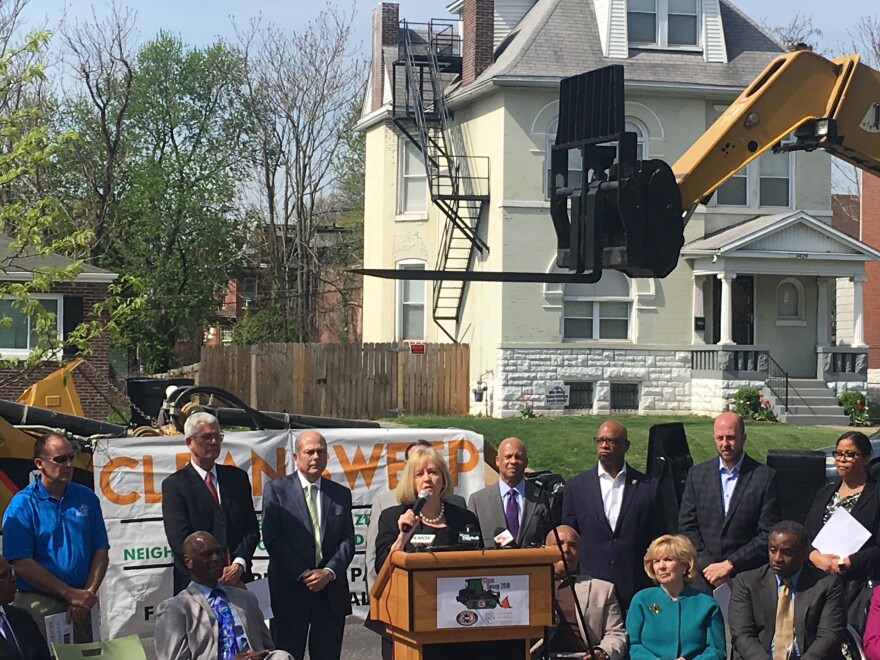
[492, 527, 518, 548]
[458, 524, 481, 548]
[401, 489, 431, 533]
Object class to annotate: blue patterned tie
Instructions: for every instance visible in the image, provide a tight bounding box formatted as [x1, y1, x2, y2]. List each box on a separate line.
[208, 587, 239, 660]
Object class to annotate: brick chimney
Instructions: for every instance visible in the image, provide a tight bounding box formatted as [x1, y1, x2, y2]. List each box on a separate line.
[462, 0, 494, 85]
[863, 174, 880, 369]
[371, 3, 399, 113]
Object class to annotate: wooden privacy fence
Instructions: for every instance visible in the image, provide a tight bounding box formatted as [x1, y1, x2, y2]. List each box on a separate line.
[198, 342, 470, 420]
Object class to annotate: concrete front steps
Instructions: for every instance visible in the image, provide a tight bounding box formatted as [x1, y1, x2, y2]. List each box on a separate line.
[765, 378, 851, 426]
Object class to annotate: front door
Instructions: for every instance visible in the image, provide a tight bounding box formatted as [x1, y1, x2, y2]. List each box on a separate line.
[711, 275, 754, 344]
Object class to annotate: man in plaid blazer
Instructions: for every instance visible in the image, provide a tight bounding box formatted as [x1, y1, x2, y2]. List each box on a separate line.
[678, 412, 781, 593]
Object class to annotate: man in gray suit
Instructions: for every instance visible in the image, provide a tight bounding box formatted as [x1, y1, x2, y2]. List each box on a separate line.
[678, 412, 780, 593]
[468, 437, 552, 548]
[154, 531, 291, 660]
[364, 440, 466, 589]
[729, 521, 846, 660]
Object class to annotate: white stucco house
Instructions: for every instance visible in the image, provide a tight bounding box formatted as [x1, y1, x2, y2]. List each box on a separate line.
[357, 0, 880, 421]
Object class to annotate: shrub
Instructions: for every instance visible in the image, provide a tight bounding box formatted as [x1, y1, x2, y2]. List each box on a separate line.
[732, 387, 776, 422]
[838, 390, 870, 426]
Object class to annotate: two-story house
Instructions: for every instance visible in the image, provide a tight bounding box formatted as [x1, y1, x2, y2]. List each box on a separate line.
[358, 0, 880, 420]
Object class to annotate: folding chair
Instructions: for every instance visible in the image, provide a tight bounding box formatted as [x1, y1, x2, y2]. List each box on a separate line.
[51, 634, 147, 660]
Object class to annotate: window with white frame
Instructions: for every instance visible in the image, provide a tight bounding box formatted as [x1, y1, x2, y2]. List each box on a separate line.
[397, 261, 426, 340]
[0, 296, 62, 357]
[628, 0, 699, 47]
[776, 278, 805, 325]
[715, 140, 792, 209]
[399, 140, 428, 214]
[562, 270, 631, 340]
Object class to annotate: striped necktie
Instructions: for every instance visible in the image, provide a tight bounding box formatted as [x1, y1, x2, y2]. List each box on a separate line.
[306, 483, 323, 565]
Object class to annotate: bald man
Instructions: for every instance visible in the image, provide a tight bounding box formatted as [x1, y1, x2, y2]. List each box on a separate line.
[561, 420, 665, 608]
[467, 438, 552, 547]
[678, 412, 780, 593]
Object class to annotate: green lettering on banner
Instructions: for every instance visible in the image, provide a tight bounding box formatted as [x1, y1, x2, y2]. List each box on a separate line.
[354, 533, 364, 547]
[122, 546, 173, 562]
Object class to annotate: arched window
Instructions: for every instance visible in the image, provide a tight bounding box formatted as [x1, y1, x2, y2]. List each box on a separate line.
[776, 278, 805, 325]
[562, 271, 632, 340]
[625, 120, 647, 160]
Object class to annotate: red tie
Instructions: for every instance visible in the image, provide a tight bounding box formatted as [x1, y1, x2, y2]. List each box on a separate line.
[205, 471, 220, 507]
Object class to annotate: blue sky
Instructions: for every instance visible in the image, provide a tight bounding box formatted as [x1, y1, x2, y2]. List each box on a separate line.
[22, 0, 876, 56]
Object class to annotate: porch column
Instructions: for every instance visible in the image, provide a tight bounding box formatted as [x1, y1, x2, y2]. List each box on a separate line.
[816, 277, 830, 347]
[852, 274, 867, 347]
[692, 276, 705, 344]
[718, 272, 735, 345]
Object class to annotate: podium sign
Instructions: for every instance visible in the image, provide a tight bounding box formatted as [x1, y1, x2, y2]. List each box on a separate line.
[436, 575, 530, 628]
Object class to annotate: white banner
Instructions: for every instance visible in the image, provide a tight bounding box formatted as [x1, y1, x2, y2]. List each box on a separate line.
[93, 427, 485, 639]
[436, 575, 530, 628]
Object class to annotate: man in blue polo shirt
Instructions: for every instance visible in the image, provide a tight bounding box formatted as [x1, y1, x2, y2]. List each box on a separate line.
[1, 431, 109, 643]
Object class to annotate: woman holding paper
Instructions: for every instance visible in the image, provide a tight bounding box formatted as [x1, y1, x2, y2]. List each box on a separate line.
[804, 430, 880, 632]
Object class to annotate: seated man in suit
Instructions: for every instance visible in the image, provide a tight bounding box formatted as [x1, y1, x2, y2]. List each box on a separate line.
[678, 412, 780, 592]
[468, 437, 552, 548]
[729, 521, 846, 660]
[154, 531, 292, 660]
[365, 440, 466, 589]
[535, 525, 627, 660]
[0, 556, 50, 660]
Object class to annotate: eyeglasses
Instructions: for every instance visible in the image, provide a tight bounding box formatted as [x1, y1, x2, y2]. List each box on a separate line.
[41, 452, 76, 465]
[832, 450, 862, 461]
[594, 437, 621, 447]
[194, 433, 224, 443]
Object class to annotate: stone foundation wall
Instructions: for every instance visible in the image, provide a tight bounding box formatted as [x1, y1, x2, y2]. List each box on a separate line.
[495, 347, 692, 417]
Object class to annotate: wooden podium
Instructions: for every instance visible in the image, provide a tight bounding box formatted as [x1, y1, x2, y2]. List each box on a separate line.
[370, 547, 558, 660]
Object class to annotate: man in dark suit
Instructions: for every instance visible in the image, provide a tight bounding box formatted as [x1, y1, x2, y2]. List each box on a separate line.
[729, 521, 846, 659]
[0, 556, 50, 660]
[262, 430, 354, 660]
[561, 420, 665, 608]
[468, 437, 553, 548]
[678, 412, 780, 592]
[162, 412, 260, 595]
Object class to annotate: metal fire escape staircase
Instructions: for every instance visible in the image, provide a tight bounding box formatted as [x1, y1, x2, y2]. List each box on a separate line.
[392, 20, 490, 342]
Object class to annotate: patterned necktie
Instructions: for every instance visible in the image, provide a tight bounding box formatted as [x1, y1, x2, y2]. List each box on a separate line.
[205, 471, 220, 507]
[505, 490, 520, 540]
[0, 610, 18, 653]
[306, 483, 323, 565]
[208, 588, 239, 660]
[773, 578, 794, 660]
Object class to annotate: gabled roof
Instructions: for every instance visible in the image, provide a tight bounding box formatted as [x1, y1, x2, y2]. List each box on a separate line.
[463, 0, 783, 92]
[682, 212, 880, 261]
[0, 235, 117, 283]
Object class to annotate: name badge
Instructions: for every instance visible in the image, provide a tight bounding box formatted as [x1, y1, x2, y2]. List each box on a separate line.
[411, 534, 436, 546]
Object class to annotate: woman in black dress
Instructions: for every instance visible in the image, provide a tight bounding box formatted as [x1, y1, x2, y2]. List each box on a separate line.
[374, 444, 481, 574]
[805, 430, 880, 632]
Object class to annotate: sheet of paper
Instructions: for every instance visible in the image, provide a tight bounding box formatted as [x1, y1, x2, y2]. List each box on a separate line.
[713, 583, 731, 625]
[245, 578, 274, 621]
[812, 506, 872, 558]
[44, 612, 74, 645]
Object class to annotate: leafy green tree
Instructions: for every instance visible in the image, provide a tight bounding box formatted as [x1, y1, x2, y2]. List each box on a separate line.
[100, 34, 253, 372]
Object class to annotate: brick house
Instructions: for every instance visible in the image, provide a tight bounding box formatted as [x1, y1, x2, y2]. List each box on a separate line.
[0, 236, 117, 420]
[358, 0, 880, 420]
[864, 174, 880, 399]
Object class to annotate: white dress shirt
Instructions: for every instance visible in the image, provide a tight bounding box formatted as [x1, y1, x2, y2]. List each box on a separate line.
[598, 462, 627, 531]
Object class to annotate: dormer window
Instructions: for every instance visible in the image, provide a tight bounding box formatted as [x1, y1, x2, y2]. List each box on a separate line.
[628, 0, 699, 48]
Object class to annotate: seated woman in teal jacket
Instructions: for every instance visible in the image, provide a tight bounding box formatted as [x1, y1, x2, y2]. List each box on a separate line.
[626, 534, 726, 660]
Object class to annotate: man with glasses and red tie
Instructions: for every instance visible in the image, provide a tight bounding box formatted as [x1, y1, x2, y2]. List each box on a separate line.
[1, 432, 109, 643]
[162, 412, 260, 595]
[561, 419, 665, 609]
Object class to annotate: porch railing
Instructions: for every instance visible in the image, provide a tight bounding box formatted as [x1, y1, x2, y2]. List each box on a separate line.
[766, 354, 789, 413]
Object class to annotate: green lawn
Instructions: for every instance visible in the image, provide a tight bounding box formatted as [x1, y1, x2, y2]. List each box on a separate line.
[389, 414, 876, 479]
